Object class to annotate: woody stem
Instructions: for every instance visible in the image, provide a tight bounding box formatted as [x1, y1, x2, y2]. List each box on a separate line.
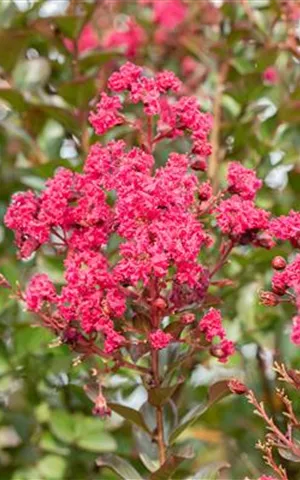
[151, 348, 166, 465]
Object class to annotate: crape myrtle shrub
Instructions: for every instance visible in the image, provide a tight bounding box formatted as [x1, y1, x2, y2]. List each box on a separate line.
[0, 1, 299, 479]
[4, 61, 300, 479]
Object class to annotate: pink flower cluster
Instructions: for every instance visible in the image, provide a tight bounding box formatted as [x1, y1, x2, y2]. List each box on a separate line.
[270, 255, 300, 345]
[7, 63, 278, 364]
[64, 24, 99, 54]
[199, 308, 235, 363]
[90, 62, 212, 164]
[269, 210, 300, 248]
[227, 162, 262, 200]
[103, 18, 145, 58]
[149, 330, 173, 350]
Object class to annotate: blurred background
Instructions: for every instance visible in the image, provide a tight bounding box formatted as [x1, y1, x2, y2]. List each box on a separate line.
[0, 0, 299, 478]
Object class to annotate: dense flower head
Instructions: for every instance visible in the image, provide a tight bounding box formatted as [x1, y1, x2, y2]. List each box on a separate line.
[216, 195, 270, 242]
[227, 162, 263, 200]
[271, 254, 300, 297]
[269, 210, 300, 248]
[103, 18, 145, 58]
[199, 308, 235, 363]
[4, 63, 258, 364]
[93, 62, 212, 166]
[153, 0, 187, 30]
[199, 308, 225, 342]
[149, 330, 173, 350]
[291, 316, 300, 345]
[25, 274, 57, 312]
[89, 93, 123, 135]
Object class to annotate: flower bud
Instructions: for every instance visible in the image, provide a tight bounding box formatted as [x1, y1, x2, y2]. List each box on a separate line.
[228, 379, 248, 395]
[272, 283, 286, 296]
[198, 181, 212, 201]
[180, 313, 195, 324]
[210, 344, 224, 359]
[190, 157, 207, 172]
[272, 256, 286, 271]
[92, 391, 111, 418]
[0, 273, 11, 289]
[259, 291, 278, 307]
[255, 232, 275, 249]
[153, 297, 167, 310]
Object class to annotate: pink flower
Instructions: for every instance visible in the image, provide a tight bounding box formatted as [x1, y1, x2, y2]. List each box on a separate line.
[103, 18, 145, 58]
[291, 316, 300, 346]
[89, 93, 123, 135]
[180, 313, 195, 325]
[149, 330, 173, 350]
[104, 329, 125, 353]
[199, 308, 225, 342]
[216, 195, 270, 241]
[4, 191, 49, 258]
[227, 162, 262, 200]
[155, 71, 182, 93]
[263, 67, 279, 85]
[25, 274, 57, 312]
[64, 24, 99, 54]
[181, 56, 198, 76]
[153, 0, 187, 30]
[269, 211, 300, 248]
[198, 181, 213, 201]
[217, 339, 235, 363]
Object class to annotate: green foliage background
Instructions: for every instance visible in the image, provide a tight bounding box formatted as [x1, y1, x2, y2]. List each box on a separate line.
[0, 1, 299, 479]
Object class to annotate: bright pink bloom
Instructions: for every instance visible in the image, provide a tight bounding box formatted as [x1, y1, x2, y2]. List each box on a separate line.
[227, 162, 262, 200]
[25, 274, 57, 312]
[263, 67, 279, 85]
[89, 93, 123, 135]
[199, 308, 225, 342]
[269, 210, 300, 248]
[180, 313, 195, 325]
[181, 56, 198, 76]
[149, 330, 173, 350]
[198, 181, 212, 201]
[153, 0, 187, 29]
[64, 24, 99, 54]
[103, 18, 145, 58]
[217, 339, 235, 363]
[4, 191, 49, 258]
[216, 195, 269, 241]
[271, 255, 300, 297]
[291, 316, 300, 346]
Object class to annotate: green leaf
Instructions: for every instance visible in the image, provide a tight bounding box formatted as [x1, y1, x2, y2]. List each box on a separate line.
[54, 16, 84, 39]
[208, 380, 231, 404]
[148, 382, 182, 407]
[50, 411, 76, 444]
[149, 445, 194, 480]
[169, 381, 231, 444]
[79, 50, 121, 71]
[34, 105, 80, 135]
[191, 461, 230, 479]
[108, 403, 152, 435]
[76, 417, 116, 453]
[0, 30, 30, 71]
[37, 455, 67, 480]
[278, 447, 300, 463]
[0, 88, 28, 112]
[58, 77, 96, 108]
[96, 454, 143, 479]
